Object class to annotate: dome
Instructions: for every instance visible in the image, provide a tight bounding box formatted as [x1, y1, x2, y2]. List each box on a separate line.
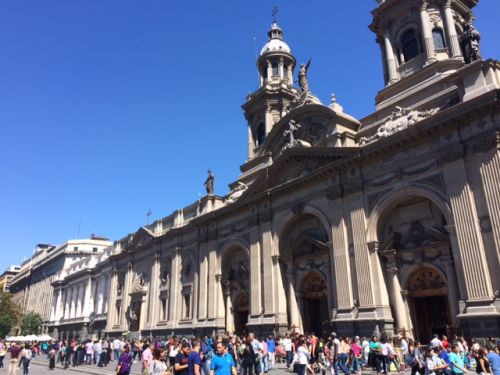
[260, 39, 291, 55]
[259, 22, 292, 56]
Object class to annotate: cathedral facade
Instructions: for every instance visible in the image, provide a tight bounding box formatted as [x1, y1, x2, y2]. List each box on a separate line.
[47, 0, 500, 342]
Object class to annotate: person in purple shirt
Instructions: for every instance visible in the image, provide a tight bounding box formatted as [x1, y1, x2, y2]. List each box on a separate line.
[189, 339, 203, 375]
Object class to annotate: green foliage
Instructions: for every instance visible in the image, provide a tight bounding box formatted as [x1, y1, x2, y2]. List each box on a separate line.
[20, 311, 44, 335]
[0, 292, 21, 337]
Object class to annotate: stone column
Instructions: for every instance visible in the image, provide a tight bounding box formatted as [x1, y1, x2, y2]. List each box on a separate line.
[70, 287, 77, 319]
[223, 280, 234, 334]
[419, 1, 436, 63]
[384, 32, 399, 85]
[107, 271, 118, 329]
[350, 202, 376, 307]
[78, 284, 86, 317]
[442, 1, 462, 58]
[286, 263, 300, 331]
[383, 252, 409, 332]
[83, 277, 92, 317]
[272, 255, 288, 327]
[262, 221, 275, 315]
[441, 254, 459, 325]
[279, 57, 284, 81]
[329, 201, 354, 311]
[198, 246, 208, 320]
[64, 289, 70, 320]
[149, 251, 161, 325]
[121, 261, 134, 330]
[55, 288, 63, 321]
[169, 247, 182, 324]
[97, 278, 104, 315]
[287, 65, 293, 84]
[476, 141, 500, 289]
[442, 154, 494, 301]
[266, 61, 272, 82]
[249, 225, 262, 317]
[214, 274, 224, 325]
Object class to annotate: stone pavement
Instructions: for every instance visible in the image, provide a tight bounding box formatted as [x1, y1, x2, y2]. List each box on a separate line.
[26, 356, 407, 375]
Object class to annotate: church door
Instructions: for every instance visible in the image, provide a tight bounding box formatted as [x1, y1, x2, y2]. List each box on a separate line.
[301, 272, 329, 335]
[407, 267, 450, 343]
[233, 292, 249, 335]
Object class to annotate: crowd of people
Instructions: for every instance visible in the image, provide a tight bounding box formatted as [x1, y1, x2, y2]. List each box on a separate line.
[0, 332, 498, 375]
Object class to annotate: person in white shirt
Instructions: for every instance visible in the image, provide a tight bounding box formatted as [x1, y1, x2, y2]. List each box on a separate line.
[283, 334, 293, 369]
[430, 335, 442, 350]
[297, 340, 311, 375]
[113, 338, 122, 362]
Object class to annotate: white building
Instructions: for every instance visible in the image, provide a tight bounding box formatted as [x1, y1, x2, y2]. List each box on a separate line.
[10, 237, 112, 332]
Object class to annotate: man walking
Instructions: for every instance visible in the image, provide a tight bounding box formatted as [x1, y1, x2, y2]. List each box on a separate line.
[8, 343, 21, 375]
[266, 336, 276, 370]
[210, 342, 237, 375]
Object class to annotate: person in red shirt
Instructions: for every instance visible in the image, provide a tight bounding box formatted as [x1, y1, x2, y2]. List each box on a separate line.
[441, 336, 449, 350]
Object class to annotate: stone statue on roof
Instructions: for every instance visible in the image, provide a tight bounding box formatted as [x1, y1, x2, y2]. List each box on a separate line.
[205, 170, 214, 195]
[298, 59, 311, 92]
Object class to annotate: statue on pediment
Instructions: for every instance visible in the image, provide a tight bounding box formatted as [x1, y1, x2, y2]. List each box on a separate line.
[359, 106, 439, 145]
[226, 182, 248, 204]
[298, 59, 311, 92]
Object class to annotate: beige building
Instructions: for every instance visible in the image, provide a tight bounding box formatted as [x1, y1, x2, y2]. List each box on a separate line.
[10, 238, 112, 333]
[47, 0, 499, 342]
[0, 266, 20, 293]
[47, 246, 114, 339]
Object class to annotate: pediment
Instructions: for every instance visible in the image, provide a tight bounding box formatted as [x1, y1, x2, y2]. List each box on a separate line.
[256, 104, 359, 159]
[237, 148, 354, 202]
[126, 226, 157, 251]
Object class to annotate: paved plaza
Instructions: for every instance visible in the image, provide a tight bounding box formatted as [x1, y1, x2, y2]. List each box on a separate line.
[10, 355, 399, 375]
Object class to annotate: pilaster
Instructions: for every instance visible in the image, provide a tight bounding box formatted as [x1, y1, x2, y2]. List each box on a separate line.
[197, 244, 208, 320]
[261, 220, 275, 315]
[249, 224, 262, 317]
[329, 199, 354, 313]
[441, 156, 494, 303]
[169, 247, 182, 325]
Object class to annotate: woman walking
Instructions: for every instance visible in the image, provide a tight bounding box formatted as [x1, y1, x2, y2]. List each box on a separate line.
[49, 345, 56, 370]
[21, 344, 32, 375]
[297, 339, 311, 375]
[116, 344, 133, 375]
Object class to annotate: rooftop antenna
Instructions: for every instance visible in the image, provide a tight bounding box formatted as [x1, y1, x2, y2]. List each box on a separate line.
[77, 219, 82, 239]
[146, 209, 152, 225]
[253, 36, 260, 86]
[272, 6, 279, 23]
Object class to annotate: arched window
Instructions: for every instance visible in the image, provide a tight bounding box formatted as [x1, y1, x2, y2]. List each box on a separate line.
[432, 28, 446, 50]
[271, 63, 279, 77]
[256, 123, 266, 146]
[402, 29, 419, 62]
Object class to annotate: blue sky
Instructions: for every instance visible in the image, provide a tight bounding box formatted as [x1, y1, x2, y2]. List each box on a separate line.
[1, 1, 499, 271]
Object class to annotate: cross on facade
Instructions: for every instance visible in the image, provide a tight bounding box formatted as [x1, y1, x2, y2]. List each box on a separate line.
[283, 119, 301, 143]
[272, 6, 279, 23]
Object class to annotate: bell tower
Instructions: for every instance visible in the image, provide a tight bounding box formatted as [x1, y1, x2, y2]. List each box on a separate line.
[242, 22, 299, 160]
[370, 0, 481, 109]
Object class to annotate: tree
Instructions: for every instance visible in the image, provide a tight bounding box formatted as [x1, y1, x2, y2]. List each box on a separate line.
[0, 292, 22, 337]
[20, 311, 43, 335]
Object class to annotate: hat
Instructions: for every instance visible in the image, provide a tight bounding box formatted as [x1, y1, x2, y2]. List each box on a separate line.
[331, 332, 337, 337]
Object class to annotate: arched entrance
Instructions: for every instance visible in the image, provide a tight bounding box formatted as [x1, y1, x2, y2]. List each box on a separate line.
[301, 272, 329, 335]
[372, 192, 459, 339]
[407, 267, 450, 343]
[220, 245, 250, 334]
[279, 212, 333, 334]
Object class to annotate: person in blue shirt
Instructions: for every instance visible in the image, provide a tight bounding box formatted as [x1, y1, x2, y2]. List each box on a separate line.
[449, 344, 467, 374]
[488, 341, 500, 375]
[210, 342, 237, 375]
[266, 336, 276, 370]
[437, 346, 452, 375]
